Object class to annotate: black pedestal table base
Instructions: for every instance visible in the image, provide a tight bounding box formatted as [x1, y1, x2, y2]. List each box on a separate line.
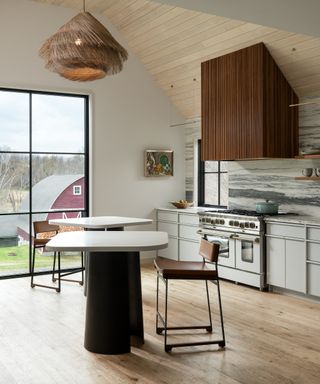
[84, 250, 144, 354]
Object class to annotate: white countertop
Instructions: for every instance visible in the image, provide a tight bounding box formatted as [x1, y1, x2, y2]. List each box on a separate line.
[264, 214, 320, 226]
[46, 231, 168, 252]
[49, 216, 152, 228]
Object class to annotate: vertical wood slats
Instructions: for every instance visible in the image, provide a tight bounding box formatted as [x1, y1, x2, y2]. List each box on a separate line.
[201, 43, 298, 161]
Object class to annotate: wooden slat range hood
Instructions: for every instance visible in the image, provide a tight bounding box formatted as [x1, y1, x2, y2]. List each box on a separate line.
[201, 43, 299, 161]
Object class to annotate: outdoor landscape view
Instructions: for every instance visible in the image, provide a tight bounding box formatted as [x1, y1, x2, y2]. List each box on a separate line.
[0, 89, 87, 276]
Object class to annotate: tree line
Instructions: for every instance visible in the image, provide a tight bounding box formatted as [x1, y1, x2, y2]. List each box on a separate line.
[0, 148, 84, 212]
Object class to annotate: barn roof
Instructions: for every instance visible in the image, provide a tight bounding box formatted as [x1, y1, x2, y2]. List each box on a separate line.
[17, 174, 84, 236]
[22, 174, 84, 213]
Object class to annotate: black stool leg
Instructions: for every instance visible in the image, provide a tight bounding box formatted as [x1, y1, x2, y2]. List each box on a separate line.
[80, 251, 84, 286]
[216, 278, 226, 348]
[30, 247, 36, 288]
[164, 279, 171, 352]
[52, 251, 57, 282]
[205, 280, 213, 333]
[56, 251, 61, 293]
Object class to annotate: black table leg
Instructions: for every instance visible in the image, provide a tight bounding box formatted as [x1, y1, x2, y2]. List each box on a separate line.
[84, 250, 144, 354]
[128, 252, 144, 345]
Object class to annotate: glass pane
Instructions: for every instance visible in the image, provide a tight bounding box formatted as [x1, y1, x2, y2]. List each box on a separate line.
[220, 161, 228, 172]
[241, 241, 254, 263]
[0, 90, 29, 151]
[32, 94, 85, 153]
[220, 173, 229, 207]
[0, 214, 30, 276]
[0, 153, 29, 213]
[205, 173, 219, 205]
[32, 154, 85, 212]
[205, 161, 218, 172]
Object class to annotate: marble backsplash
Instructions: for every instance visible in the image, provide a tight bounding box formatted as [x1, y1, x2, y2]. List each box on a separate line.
[185, 98, 320, 218]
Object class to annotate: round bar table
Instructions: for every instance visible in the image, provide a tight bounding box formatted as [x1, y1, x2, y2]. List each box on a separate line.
[47, 231, 168, 355]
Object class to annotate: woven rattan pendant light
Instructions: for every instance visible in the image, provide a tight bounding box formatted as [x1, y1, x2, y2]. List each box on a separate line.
[39, 0, 128, 81]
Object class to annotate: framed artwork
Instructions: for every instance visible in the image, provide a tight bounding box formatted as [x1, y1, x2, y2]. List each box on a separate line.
[144, 150, 173, 177]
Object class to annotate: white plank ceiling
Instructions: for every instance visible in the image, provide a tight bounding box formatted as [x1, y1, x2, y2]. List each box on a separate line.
[31, 0, 320, 119]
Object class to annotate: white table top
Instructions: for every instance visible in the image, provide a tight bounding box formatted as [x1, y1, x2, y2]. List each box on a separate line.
[49, 216, 152, 229]
[46, 231, 168, 252]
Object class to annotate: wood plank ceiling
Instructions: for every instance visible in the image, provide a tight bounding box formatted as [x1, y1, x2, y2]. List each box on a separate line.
[31, 0, 320, 119]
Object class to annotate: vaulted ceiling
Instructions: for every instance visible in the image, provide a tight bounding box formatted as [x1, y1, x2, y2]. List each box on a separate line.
[31, 0, 320, 119]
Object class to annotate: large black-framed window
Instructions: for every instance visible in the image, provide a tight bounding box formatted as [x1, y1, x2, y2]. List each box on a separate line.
[198, 140, 228, 207]
[0, 88, 89, 279]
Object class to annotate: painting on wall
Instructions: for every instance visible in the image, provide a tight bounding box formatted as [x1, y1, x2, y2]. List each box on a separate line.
[144, 150, 173, 177]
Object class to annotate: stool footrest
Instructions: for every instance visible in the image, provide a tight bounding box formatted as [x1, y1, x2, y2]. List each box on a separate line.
[31, 283, 60, 293]
[166, 339, 225, 352]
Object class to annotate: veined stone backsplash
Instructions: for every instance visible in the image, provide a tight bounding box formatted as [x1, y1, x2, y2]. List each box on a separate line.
[185, 98, 320, 218]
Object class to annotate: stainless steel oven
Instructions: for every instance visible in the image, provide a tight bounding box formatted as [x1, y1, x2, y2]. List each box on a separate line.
[198, 210, 266, 290]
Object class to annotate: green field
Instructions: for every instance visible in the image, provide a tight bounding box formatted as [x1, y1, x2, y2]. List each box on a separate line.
[0, 244, 82, 274]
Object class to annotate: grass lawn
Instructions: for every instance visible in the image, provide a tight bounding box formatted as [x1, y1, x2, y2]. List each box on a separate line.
[0, 244, 82, 274]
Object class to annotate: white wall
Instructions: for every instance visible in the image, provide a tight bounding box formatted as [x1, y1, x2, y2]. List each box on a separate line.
[0, 0, 186, 233]
[155, 0, 320, 37]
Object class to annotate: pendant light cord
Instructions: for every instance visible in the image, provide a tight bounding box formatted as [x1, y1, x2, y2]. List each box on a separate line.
[83, 0, 86, 12]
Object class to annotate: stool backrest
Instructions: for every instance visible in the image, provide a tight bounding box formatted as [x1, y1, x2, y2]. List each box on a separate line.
[33, 220, 59, 237]
[199, 238, 220, 263]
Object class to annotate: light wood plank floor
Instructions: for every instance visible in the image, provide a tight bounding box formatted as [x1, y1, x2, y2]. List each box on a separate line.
[0, 264, 319, 384]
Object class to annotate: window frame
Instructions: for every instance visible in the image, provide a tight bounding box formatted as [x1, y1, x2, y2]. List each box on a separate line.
[197, 140, 228, 208]
[0, 87, 89, 279]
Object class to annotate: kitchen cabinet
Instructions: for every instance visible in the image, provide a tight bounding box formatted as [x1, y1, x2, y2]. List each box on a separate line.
[156, 209, 201, 261]
[201, 42, 298, 160]
[306, 226, 320, 296]
[266, 223, 305, 293]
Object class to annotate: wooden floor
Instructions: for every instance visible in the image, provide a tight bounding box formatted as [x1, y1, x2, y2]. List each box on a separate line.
[0, 264, 320, 384]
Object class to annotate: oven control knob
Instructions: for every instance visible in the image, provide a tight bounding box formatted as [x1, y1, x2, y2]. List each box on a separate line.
[250, 222, 256, 228]
[220, 219, 225, 225]
[234, 221, 239, 226]
[240, 222, 245, 228]
[229, 220, 234, 226]
[245, 222, 250, 228]
[210, 219, 215, 224]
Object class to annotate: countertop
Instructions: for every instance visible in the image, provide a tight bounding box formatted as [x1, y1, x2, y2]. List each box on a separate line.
[157, 207, 320, 226]
[264, 214, 320, 226]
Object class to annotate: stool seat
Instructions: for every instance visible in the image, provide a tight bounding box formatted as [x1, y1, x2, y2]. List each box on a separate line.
[154, 256, 217, 280]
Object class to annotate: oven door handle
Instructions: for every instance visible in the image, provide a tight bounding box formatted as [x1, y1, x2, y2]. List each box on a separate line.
[197, 229, 233, 239]
[231, 234, 260, 243]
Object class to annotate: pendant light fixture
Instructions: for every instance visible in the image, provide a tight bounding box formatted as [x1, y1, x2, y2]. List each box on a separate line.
[39, 0, 128, 81]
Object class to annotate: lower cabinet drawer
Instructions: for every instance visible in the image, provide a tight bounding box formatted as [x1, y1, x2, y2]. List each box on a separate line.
[307, 242, 320, 263]
[158, 221, 178, 237]
[158, 237, 178, 260]
[307, 263, 320, 297]
[179, 225, 200, 241]
[179, 239, 202, 261]
[157, 211, 178, 223]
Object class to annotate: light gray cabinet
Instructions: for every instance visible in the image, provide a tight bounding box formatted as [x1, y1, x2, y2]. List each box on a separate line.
[306, 226, 320, 297]
[156, 209, 201, 261]
[266, 222, 306, 293]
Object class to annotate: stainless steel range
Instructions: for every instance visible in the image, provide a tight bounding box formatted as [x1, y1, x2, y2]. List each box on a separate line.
[198, 209, 266, 290]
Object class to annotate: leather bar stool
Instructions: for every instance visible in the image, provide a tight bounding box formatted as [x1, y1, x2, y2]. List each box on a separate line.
[154, 238, 226, 352]
[30, 220, 84, 292]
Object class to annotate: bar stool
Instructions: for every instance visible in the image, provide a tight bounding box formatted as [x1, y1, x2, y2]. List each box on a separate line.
[30, 220, 84, 292]
[154, 238, 226, 352]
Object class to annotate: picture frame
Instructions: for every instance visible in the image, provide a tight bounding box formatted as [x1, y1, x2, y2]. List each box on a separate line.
[144, 149, 173, 177]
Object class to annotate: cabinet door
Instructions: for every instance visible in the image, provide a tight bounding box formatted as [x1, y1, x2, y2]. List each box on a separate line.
[285, 240, 305, 293]
[266, 237, 285, 287]
[158, 237, 178, 260]
[307, 263, 320, 297]
[179, 239, 202, 261]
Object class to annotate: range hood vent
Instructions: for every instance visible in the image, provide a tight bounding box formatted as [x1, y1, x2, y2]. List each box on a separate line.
[201, 43, 298, 161]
